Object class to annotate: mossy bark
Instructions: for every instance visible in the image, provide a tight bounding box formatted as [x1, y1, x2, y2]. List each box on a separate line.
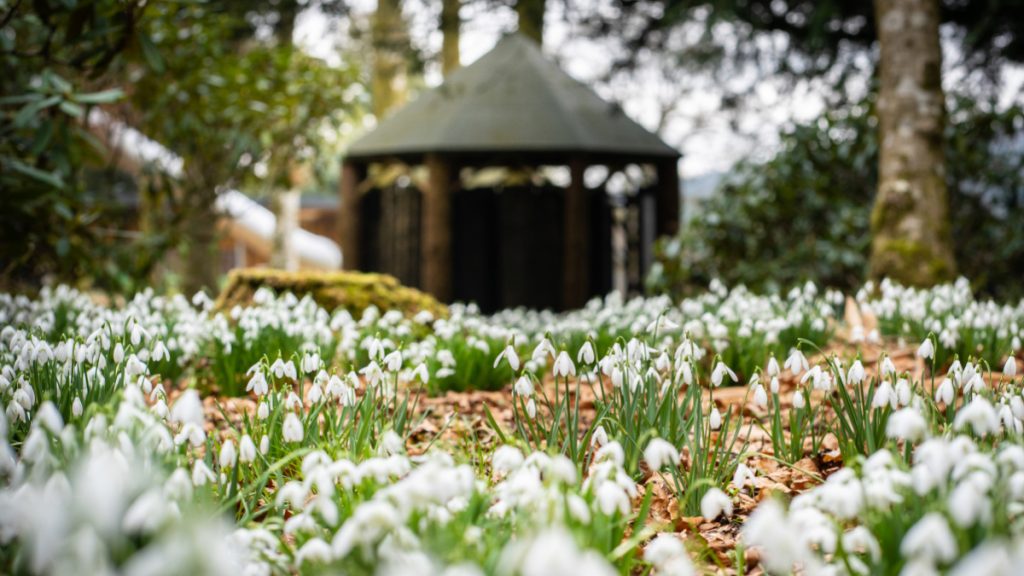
[372, 0, 410, 119]
[516, 0, 545, 46]
[869, 0, 956, 286]
[216, 268, 448, 319]
[441, 0, 460, 77]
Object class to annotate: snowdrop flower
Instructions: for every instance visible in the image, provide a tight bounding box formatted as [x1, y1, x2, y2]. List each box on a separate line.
[710, 361, 737, 387]
[192, 460, 215, 486]
[700, 487, 733, 519]
[492, 445, 524, 476]
[847, 360, 866, 385]
[411, 362, 429, 384]
[525, 398, 537, 419]
[732, 462, 755, 490]
[895, 378, 913, 406]
[784, 349, 809, 375]
[595, 482, 630, 515]
[881, 355, 898, 380]
[887, 408, 929, 442]
[872, 379, 895, 409]
[297, 538, 332, 566]
[753, 384, 768, 408]
[383, 349, 402, 372]
[260, 435, 270, 454]
[917, 337, 935, 360]
[239, 435, 257, 464]
[954, 397, 1000, 437]
[643, 438, 679, 471]
[220, 440, 237, 469]
[590, 425, 608, 447]
[170, 389, 204, 427]
[283, 412, 304, 443]
[301, 353, 321, 374]
[113, 342, 125, 364]
[743, 500, 799, 573]
[553, 351, 576, 378]
[494, 344, 520, 371]
[246, 371, 269, 396]
[257, 402, 270, 420]
[514, 375, 534, 397]
[936, 378, 955, 405]
[767, 356, 780, 377]
[644, 534, 694, 576]
[532, 337, 555, 363]
[709, 407, 722, 430]
[1004, 356, 1018, 378]
[71, 397, 83, 418]
[901, 513, 957, 565]
[577, 341, 596, 366]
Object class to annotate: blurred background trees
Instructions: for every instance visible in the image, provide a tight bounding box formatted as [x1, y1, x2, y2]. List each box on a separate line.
[3, 0, 1022, 299]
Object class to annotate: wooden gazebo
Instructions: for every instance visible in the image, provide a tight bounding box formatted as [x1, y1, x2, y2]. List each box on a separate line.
[339, 34, 681, 311]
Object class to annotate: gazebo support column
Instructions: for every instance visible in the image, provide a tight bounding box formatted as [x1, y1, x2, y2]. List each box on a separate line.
[563, 158, 589, 310]
[422, 154, 453, 301]
[656, 159, 681, 237]
[339, 160, 367, 270]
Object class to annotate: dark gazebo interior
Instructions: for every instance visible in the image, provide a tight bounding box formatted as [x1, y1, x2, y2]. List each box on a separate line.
[339, 34, 681, 312]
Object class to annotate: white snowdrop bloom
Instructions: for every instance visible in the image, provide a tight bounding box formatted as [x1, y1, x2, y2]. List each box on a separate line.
[239, 435, 257, 464]
[576, 341, 596, 366]
[553, 351, 576, 378]
[113, 341, 125, 364]
[901, 513, 958, 565]
[509, 528, 617, 576]
[842, 526, 881, 562]
[596, 482, 630, 515]
[411, 362, 429, 384]
[297, 537, 332, 566]
[283, 413, 304, 443]
[848, 360, 867, 385]
[192, 460, 216, 486]
[964, 373, 987, 395]
[948, 481, 989, 528]
[300, 353, 321, 374]
[895, 379, 913, 407]
[532, 337, 556, 363]
[954, 397, 1000, 437]
[743, 499, 800, 574]
[219, 440, 237, 470]
[784, 349, 809, 375]
[525, 399, 536, 419]
[732, 462, 755, 490]
[590, 425, 608, 447]
[709, 407, 722, 430]
[887, 408, 929, 442]
[151, 341, 169, 363]
[71, 397, 83, 418]
[170, 389, 204, 427]
[947, 541, 1016, 576]
[700, 487, 733, 519]
[710, 361, 737, 387]
[753, 384, 768, 408]
[246, 371, 269, 396]
[35, 401, 63, 434]
[1005, 356, 1018, 378]
[492, 445, 524, 476]
[596, 441, 625, 467]
[644, 534, 694, 576]
[284, 391, 303, 412]
[881, 356, 898, 380]
[792, 390, 806, 409]
[769, 376, 780, 394]
[260, 435, 270, 454]
[874, 380, 895, 409]
[257, 402, 270, 420]
[378, 430, 405, 456]
[514, 375, 534, 397]
[917, 338, 935, 360]
[383, 349, 403, 372]
[767, 356, 780, 377]
[936, 378, 955, 405]
[643, 438, 679, 471]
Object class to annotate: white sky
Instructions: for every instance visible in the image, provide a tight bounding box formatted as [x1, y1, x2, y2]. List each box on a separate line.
[295, 2, 1024, 180]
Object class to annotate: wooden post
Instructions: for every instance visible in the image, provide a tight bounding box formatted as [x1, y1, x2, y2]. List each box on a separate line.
[563, 158, 588, 310]
[339, 160, 366, 270]
[422, 154, 453, 301]
[656, 158, 680, 237]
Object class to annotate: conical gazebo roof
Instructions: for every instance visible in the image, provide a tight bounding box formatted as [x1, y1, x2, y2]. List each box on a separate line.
[346, 34, 679, 162]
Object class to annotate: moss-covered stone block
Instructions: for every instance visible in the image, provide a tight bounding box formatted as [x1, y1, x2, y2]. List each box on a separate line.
[215, 268, 447, 318]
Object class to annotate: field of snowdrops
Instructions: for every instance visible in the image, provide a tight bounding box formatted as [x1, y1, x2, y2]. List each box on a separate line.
[2, 277, 1024, 575]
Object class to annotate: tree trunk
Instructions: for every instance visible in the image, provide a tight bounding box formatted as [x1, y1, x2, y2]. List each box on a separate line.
[372, 0, 410, 118]
[182, 185, 220, 296]
[516, 0, 545, 46]
[441, 0, 460, 77]
[869, 0, 956, 285]
[270, 189, 301, 271]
